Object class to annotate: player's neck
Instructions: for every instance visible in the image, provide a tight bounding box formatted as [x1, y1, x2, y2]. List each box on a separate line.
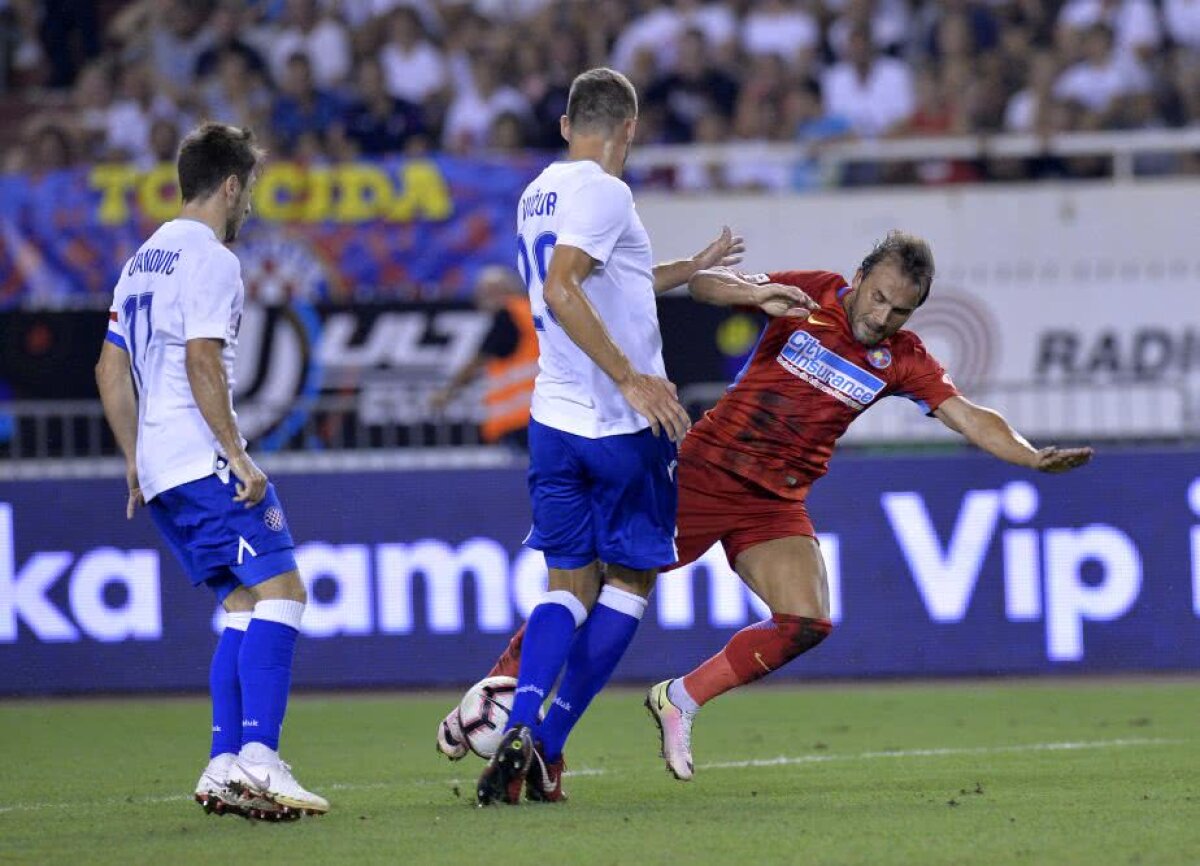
[178, 202, 227, 242]
[566, 136, 625, 177]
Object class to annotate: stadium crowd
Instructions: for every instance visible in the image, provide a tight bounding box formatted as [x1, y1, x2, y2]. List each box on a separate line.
[2, 0, 1199, 186]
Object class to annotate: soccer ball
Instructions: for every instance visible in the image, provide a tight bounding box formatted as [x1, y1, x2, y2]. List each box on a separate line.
[456, 675, 542, 759]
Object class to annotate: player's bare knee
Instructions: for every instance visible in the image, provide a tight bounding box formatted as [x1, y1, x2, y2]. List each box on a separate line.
[250, 570, 307, 604]
[602, 564, 657, 599]
[222, 587, 256, 614]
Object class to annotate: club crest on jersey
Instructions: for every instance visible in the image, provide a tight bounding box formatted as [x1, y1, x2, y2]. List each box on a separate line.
[264, 507, 286, 532]
[777, 330, 886, 410]
[866, 347, 892, 369]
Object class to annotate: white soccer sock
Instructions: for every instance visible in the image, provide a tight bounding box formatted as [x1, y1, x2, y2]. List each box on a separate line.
[541, 589, 589, 628]
[668, 678, 700, 715]
[596, 584, 648, 620]
[224, 611, 252, 632]
[252, 599, 305, 630]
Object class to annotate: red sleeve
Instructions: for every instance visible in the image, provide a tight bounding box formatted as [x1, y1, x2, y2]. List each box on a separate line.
[894, 334, 960, 415]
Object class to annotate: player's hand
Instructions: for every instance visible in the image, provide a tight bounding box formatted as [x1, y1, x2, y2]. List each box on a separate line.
[228, 450, 269, 507]
[692, 226, 746, 271]
[1030, 446, 1094, 473]
[752, 282, 820, 318]
[125, 465, 144, 520]
[619, 373, 692, 442]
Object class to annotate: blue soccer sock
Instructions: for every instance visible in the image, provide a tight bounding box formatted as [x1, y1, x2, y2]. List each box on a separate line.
[537, 585, 648, 762]
[209, 611, 251, 758]
[238, 599, 304, 753]
[506, 590, 588, 730]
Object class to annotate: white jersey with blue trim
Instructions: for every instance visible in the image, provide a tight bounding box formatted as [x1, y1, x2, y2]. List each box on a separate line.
[516, 159, 666, 439]
[106, 219, 245, 501]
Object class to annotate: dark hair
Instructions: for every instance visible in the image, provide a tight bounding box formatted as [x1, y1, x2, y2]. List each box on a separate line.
[566, 67, 638, 133]
[177, 123, 264, 203]
[860, 231, 936, 306]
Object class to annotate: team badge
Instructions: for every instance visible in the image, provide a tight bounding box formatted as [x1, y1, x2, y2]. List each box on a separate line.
[866, 347, 892, 369]
[264, 507, 286, 532]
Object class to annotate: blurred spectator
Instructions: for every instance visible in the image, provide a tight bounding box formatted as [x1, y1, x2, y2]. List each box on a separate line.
[487, 111, 527, 154]
[822, 25, 915, 137]
[194, 2, 268, 81]
[1163, 0, 1200, 50]
[202, 50, 272, 130]
[29, 122, 74, 173]
[342, 56, 426, 155]
[148, 117, 180, 166]
[1005, 52, 1060, 133]
[3, 0, 48, 88]
[39, 0, 100, 88]
[268, 0, 352, 88]
[828, 0, 913, 56]
[513, 39, 574, 149]
[105, 61, 185, 163]
[429, 265, 535, 451]
[781, 79, 852, 189]
[611, 2, 685, 71]
[149, 0, 215, 95]
[72, 63, 115, 159]
[1057, 0, 1162, 62]
[741, 0, 819, 66]
[646, 29, 739, 143]
[1053, 24, 1152, 120]
[379, 7, 447, 105]
[442, 56, 531, 154]
[270, 52, 342, 155]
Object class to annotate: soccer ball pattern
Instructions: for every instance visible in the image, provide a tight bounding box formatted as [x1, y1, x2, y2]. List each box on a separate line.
[456, 675, 543, 759]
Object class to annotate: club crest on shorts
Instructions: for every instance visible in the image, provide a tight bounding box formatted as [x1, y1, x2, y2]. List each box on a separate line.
[264, 507, 286, 531]
[866, 347, 892, 369]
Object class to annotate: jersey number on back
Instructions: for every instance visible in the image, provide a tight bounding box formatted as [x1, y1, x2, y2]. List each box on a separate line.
[122, 292, 154, 392]
[516, 232, 557, 294]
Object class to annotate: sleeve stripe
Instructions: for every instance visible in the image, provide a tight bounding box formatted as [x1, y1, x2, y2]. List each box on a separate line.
[105, 331, 128, 351]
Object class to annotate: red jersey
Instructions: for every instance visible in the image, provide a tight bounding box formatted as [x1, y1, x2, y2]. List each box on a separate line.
[685, 270, 960, 500]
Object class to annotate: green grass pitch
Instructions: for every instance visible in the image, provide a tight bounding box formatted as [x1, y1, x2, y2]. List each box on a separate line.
[1, 679, 1196, 865]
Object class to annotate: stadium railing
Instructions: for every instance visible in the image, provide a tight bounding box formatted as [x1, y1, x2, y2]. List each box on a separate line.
[628, 128, 1200, 182]
[1, 378, 1191, 471]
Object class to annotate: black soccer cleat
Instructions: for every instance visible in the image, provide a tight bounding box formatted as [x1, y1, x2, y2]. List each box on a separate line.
[476, 725, 534, 806]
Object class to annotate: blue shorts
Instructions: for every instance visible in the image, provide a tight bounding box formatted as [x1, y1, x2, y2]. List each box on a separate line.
[148, 473, 298, 603]
[524, 419, 678, 571]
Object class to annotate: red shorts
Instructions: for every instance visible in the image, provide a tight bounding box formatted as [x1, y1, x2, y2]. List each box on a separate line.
[672, 448, 815, 571]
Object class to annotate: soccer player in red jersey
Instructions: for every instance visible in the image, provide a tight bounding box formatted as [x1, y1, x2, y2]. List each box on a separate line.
[438, 230, 1093, 787]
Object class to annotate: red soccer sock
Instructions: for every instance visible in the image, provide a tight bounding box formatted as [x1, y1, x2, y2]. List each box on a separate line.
[681, 614, 832, 707]
[486, 624, 526, 678]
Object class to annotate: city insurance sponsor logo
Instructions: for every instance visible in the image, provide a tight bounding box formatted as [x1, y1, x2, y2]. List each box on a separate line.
[6, 481, 1200, 660]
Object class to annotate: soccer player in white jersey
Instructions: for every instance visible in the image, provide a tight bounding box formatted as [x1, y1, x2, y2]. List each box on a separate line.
[95, 123, 327, 821]
[474, 68, 744, 805]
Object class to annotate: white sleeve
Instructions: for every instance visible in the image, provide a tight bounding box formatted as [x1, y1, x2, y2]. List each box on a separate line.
[555, 177, 632, 267]
[183, 249, 242, 342]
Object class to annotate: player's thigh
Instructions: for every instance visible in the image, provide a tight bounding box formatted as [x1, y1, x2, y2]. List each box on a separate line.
[548, 562, 602, 610]
[734, 535, 829, 620]
[584, 428, 678, 571]
[222, 585, 256, 613]
[525, 419, 597, 567]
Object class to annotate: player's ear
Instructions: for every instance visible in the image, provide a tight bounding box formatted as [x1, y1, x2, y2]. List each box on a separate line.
[851, 268, 863, 290]
[559, 115, 570, 144]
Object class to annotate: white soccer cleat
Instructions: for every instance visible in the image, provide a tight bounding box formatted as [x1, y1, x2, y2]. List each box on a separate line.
[194, 753, 250, 817]
[644, 680, 696, 781]
[228, 751, 329, 818]
[436, 707, 469, 760]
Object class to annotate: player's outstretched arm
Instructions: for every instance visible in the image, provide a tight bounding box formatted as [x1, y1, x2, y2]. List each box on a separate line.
[185, 338, 268, 506]
[934, 396, 1094, 473]
[95, 340, 144, 519]
[687, 268, 820, 318]
[544, 244, 691, 441]
[652, 226, 746, 295]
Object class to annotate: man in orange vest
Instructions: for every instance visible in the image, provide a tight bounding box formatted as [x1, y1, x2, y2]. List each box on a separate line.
[431, 266, 538, 449]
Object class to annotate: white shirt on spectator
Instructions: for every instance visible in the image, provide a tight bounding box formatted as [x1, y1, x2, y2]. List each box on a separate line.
[105, 95, 180, 163]
[1163, 0, 1200, 48]
[1053, 55, 1152, 113]
[270, 17, 352, 87]
[822, 58, 915, 137]
[1004, 89, 1036, 132]
[442, 86, 530, 151]
[828, 0, 912, 55]
[1058, 0, 1162, 56]
[683, 3, 738, 48]
[611, 7, 682, 71]
[380, 40, 447, 103]
[470, 0, 552, 20]
[742, 6, 819, 61]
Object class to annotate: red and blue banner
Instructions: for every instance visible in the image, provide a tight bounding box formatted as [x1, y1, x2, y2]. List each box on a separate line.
[0, 157, 545, 307]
